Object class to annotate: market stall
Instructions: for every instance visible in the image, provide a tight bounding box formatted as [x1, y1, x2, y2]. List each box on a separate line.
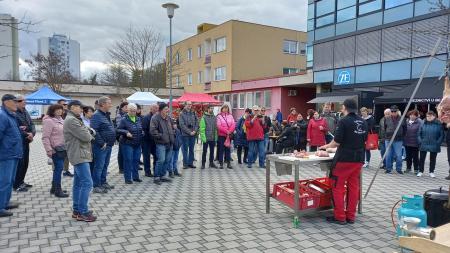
[126, 91, 165, 105]
[265, 151, 363, 227]
[25, 86, 71, 119]
[172, 92, 223, 119]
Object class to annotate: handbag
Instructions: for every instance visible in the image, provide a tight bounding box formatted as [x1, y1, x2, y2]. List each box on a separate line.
[365, 131, 379, 150]
[224, 135, 231, 148]
[221, 115, 234, 140]
[54, 145, 67, 159]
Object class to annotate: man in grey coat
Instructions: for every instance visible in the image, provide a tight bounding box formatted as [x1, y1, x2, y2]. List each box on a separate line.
[179, 102, 199, 169]
[64, 100, 97, 222]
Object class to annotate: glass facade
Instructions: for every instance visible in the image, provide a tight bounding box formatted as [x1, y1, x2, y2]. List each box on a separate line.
[355, 64, 381, 83]
[382, 60, 411, 81]
[383, 3, 413, 24]
[359, 0, 382, 15]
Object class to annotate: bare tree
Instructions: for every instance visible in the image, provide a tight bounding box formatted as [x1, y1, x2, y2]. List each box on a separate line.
[107, 26, 163, 91]
[25, 52, 76, 92]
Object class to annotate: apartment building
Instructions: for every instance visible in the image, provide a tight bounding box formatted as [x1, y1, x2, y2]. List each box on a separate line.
[167, 20, 307, 93]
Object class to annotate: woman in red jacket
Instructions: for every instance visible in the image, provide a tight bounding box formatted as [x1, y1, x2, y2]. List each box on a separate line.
[307, 111, 328, 151]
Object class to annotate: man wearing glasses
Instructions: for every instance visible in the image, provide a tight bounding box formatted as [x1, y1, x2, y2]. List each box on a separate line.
[13, 95, 35, 192]
[58, 99, 74, 177]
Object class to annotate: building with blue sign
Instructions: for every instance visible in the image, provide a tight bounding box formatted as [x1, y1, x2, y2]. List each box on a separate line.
[307, 0, 448, 116]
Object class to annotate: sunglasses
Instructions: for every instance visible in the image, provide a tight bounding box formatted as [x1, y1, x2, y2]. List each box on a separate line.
[15, 100, 24, 102]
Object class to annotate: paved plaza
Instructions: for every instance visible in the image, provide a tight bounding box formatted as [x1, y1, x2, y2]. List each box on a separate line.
[1, 132, 449, 253]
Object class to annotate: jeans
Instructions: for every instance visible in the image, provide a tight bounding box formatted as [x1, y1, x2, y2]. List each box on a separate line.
[419, 151, 438, 173]
[118, 143, 124, 172]
[14, 142, 29, 188]
[385, 140, 403, 172]
[248, 140, 265, 168]
[92, 145, 112, 187]
[236, 146, 248, 164]
[122, 144, 141, 181]
[73, 163, 93, 215]
[405, 146, 419, 172]
[155, 144, 173, 179]
[52, 154, 65, 184]
[202, 141, 215, 165]
[264, 133, 269, 151]
[364, 150, 371, 163]
[142, 140, 155, 175]
[171, 147, 180, 174]
[217, 136, 231, 164]
[380, 141, 386, 167]
[182, 136, 195, 167]
[0, 159, 19, 212]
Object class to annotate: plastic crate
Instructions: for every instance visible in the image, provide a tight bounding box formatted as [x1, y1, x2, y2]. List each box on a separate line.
[272, 180, 321, 210]
[310, 178, 333, 208]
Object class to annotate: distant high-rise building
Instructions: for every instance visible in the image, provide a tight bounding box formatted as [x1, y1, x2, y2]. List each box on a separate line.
[0, 14, 19, 81]
[38, 34, 80, 80]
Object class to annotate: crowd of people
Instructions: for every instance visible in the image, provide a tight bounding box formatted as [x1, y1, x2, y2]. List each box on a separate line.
[1, 91, 450, 222]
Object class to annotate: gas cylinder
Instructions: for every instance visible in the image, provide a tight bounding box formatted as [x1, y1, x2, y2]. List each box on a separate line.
[396, 195, 427, 236]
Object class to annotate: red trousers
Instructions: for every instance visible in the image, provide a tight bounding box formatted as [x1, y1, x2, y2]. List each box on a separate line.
[331, 162, 362, 222]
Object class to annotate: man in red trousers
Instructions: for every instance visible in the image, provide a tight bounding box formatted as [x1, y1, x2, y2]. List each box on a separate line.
[320, 99, 368, 225]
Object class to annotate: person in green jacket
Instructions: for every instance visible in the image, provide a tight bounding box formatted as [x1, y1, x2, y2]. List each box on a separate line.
[199, 105, 218, 169]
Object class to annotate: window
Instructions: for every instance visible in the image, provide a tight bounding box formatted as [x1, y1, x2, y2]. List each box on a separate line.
[246, 93, 254, 108]
[359, 0, 382, 15]
[316, 0, 335, 16]
[385, 0, 411, 9]
[412, 16, 448, 58]
[338, 0, 356, 10]
[307, 19, 314, 31]
[357, 11, 382, 30]
[337, 6, 356, 22]
[316, 14, 335, 28]
[283, 40, 298, 54]
[187, 48, 192, 61]
[299, 42, 306, 55]
[414, 0, 447, 16]
[224, 94, 230, 103]
[232, 94, 238, 109]
[382, 23, 412, 62]
[314, 70, 334, 83]
[355, 64, 381, 83]
[197, 45, 202, 58]
[187, 73, 192, 85]
[215, 37, 226, 53]
[197, 71, 203, 83]
[411, 55, 446, 78]
[264, 90, 271, 108]
[214, 66, 226, 81]
[313, 41, 333, 71]
[283, 68, 299, 75]
[334, 36, 355, 68]
[239, 93, 245, 109]
[307, 45, 313, 62]
[315, 25, 335, 40]
[384, 3, 413, 24]
[175, 75, 180, 87]
[308, 31, 315, 44]
[254, 92, 262, 106]
[381, 59, 411, 81]
[336, 19, 356, 35]
[308, 3, 315, 19]
[175, 52, 180, 64]
[355, 30, 381, 65]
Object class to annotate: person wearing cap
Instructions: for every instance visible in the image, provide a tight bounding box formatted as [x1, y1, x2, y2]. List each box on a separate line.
[0, 94, 23, 217]
[245, 105, 266, 168]
[90, 96, 116, 194]
[63, 100, 97, 222]
[199, 105, 218, 169]
[179, 101, 199, 169]
[150, 103, 175, 185]
[383, 105, 407, 174]
[13, 94, 35, 192]
[320, 98, 368, 225]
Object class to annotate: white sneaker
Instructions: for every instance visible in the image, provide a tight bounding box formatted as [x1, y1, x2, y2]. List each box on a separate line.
[430, 173, 435, 178]
[416, 172, 423, 177]
[362, 162, 369, 168]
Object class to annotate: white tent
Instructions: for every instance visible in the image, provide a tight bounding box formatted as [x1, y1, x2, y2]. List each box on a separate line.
[126, 92, 164, 105]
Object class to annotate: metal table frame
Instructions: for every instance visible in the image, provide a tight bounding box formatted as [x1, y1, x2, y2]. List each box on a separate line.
[265, 154, 363, 221]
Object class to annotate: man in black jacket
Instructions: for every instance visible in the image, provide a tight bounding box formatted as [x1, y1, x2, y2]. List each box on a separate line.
[13, 95, 35, 192]
[142, 104, 158, 177]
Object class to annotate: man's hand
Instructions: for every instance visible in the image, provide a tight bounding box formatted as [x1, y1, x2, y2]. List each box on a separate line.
[190, 131, 196, 136]
[319, 144, 328, 150]
[26, 133, 33, 142]
[126, 132, 133, 138]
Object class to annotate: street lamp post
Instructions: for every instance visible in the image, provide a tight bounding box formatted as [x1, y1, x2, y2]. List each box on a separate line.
[162, 2, 179, 115]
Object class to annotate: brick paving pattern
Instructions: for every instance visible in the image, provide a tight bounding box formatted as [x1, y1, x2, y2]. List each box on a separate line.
[1, 132, 449, 252]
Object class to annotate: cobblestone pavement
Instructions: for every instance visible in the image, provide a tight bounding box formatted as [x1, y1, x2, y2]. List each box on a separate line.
[1, 133, 449, 253]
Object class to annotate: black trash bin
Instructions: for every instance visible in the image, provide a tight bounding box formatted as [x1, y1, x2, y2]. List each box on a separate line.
[424, 187, 450, 227]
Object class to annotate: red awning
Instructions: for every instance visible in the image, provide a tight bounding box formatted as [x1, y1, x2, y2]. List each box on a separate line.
[173, 93, 223, 107]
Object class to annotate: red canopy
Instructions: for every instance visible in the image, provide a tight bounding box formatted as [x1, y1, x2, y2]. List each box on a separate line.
[172, 92, 222, 107]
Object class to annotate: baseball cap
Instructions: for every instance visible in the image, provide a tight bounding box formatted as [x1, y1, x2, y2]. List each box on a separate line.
[1, 94, 16, 102]
[390, 105, 399, 112]
[68, 100, 83, 108]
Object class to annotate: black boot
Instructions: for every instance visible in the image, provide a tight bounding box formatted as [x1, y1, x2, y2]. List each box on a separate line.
[201, 163, 205, 169]
[50, 183, 56, 195]
[54, 184, 69, 198]
[210, 162, 218, 169]
[227, 162, 233, 169]
[219, 162, 224, 169]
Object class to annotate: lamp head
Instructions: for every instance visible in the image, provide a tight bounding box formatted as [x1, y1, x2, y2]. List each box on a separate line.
[162, 3, 179, 18]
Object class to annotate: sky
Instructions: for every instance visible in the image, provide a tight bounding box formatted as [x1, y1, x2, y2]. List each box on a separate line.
[1, 0, 307, 79]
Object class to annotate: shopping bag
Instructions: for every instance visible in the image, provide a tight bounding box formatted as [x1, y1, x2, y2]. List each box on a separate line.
[224, 135, 231, 148]
[365, 132, 379, 150]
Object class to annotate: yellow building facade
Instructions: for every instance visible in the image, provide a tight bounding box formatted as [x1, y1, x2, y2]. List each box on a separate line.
[167, 20, 307, 93]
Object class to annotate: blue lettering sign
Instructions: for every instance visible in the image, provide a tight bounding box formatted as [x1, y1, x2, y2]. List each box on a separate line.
[338, 71, 351, 85]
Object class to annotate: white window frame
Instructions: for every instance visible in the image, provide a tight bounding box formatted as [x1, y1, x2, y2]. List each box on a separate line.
[283, 68, 299, 75]
[197, 71, 203, 84]
[239, 93, 245, 109]
[254, 91, 262, 106]
[175, 75, 180, 87]
[214, 66, 226, 81]
[299, 42, 306, 55]
[224, 94, 230, 102]
[215, 37, 226, 53]
[197, 45, 202, 58]
[187, 73, 192, 85]
[246, 92, 254, 108]
[175, 52, 180, 64]
[264, 90, 271, 108]
[283, 40, 299, 54]
[232, 94, 238, 109]
[187, 48, 192, 61]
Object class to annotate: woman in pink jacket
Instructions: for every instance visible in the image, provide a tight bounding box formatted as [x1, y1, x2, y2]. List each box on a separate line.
[216, 104, 236, 169]
[42, 104, 69, 198]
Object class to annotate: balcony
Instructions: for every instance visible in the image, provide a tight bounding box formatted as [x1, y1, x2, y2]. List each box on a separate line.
[204, 55, 211, 64]
[204, 81, 211, 91]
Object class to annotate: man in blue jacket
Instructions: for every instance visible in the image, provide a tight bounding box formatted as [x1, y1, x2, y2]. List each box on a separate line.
[90, 96, 116, 194]
[0, 94, 23, 217]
